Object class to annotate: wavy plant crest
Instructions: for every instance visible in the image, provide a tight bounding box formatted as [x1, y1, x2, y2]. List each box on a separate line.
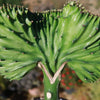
[0, 1, 100, 85]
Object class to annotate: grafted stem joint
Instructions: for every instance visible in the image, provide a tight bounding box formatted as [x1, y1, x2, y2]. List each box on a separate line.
[38, 62, 67, 84]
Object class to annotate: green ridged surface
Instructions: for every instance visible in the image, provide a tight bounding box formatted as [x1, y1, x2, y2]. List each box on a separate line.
[57, 2, 100, 82]
[0, 4, 44, 80]
[0, 1, 100, 83]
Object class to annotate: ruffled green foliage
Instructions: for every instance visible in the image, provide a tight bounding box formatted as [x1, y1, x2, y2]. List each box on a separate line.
[57, 2, 100, 82]
[0, 1, 100, 83]
[0, 5, 44, 80]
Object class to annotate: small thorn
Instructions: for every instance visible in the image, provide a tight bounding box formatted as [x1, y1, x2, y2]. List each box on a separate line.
[31, 20, 33, 23]
[83, 47, 86, 50]
[64, 4, 66, 7]
[96, 28, 99, 30]
[57, 16, 60, 18]
[82, 24, 86, 27]
[80, 11, 83, 14]
[63, 17, 67, 19]
[34, 37, 36, 39]
[22, 52, 24, 54]
[89, 35, 92, 37]
[39, 20, 41, 23]
[26, 41, 28, 43]
[70, 1, 74, 6]
[81, 7, 85, 9]
[13, 5, 16, 8]
[36, 21, 38, 23]
[12, 30, 14, 32]
[37, 13, 39, 16]
[50, 14, 52, 17]
[26, 8, 28, 10]
[91, 52, 93, 55]
[0, 7, 2, 9]
[72, 39, 77, 43]
[79, 4, 82, 7]
[21, 6, 24, 8]
[90, 72, 93, 75]
[7, 15, 9, 19]
[35, 11, 38, 13]
[3, 4, 5, 7]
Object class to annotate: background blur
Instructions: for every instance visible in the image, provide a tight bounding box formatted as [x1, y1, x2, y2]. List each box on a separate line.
[0, 0, 100, 14]
[0, 0, 100, 100]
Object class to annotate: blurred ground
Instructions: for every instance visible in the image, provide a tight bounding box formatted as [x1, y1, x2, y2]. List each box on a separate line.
[0, 0, 100, 100]
[22, 0, 100, 15]
[0, 0, 100, 14]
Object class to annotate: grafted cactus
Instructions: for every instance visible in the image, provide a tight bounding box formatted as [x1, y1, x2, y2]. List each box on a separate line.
[0, 1, 100, 100]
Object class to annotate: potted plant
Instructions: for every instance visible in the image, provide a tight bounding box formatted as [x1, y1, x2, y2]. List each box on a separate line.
[0, 1, 100, 100]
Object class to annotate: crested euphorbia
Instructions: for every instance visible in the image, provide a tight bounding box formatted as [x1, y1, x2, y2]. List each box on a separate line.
[0, 1, 100, 100]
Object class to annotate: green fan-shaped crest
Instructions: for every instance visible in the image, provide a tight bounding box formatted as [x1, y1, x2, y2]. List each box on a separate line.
[57, 2, 100, 82]
[0, 5, 44, 80]
[0, 2, 100, 82]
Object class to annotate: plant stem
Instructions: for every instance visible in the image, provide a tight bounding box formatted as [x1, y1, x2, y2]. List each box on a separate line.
[38, 62, 67, 84]
[43, 74, 59, 100]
